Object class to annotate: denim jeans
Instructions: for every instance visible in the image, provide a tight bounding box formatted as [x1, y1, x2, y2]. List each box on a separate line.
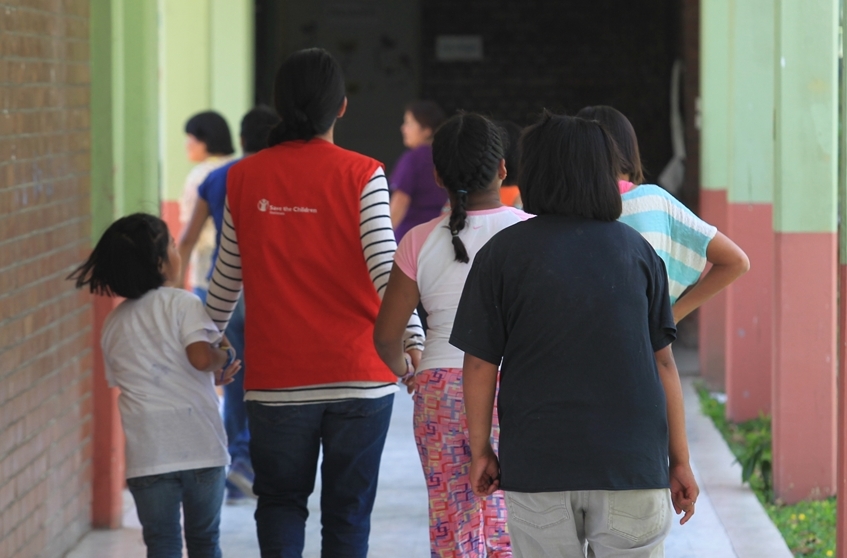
[127, 466, 226, 558]
[247, 394, 394, 558]
[223, 296, 250, 465]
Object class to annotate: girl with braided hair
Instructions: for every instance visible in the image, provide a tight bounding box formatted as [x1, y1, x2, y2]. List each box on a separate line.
[375, 113, 529, 558]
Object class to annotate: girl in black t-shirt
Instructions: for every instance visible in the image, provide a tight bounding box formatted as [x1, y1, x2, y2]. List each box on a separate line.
[452, 112, 700, 558]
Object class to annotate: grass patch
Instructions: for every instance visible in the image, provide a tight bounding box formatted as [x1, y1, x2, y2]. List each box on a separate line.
[696, 384, 836, 557]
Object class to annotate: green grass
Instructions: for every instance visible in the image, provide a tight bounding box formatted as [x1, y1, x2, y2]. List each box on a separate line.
[696, 384, 836, 557]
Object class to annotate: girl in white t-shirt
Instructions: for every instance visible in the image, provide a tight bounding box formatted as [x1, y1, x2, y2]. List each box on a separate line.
[375, 113, 529, 558]
[69, 213, 241, 558]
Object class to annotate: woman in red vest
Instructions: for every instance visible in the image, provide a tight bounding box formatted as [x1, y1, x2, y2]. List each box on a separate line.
[205, 48, 424, 557]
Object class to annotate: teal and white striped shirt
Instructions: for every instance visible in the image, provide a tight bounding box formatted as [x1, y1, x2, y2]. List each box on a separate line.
[620, 184, 717, 304]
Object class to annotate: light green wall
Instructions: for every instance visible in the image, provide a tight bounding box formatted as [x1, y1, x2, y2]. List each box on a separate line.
[158, 0, 211, 203]
[841, 5, 847, 263]
[727, 0, 774, 204]
[700, 0, 730, 191]
[211, 0, 254, 143]
[773, 0, 838, 233]
[159, 0, 253, 203]
[90, 0, 159, 240]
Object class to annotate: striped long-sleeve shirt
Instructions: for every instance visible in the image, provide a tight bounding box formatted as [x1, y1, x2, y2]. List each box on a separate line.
[206, 167, 424, 405]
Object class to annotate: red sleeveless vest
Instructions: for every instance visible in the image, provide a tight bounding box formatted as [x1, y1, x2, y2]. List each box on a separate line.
[226, 139, 395, 390]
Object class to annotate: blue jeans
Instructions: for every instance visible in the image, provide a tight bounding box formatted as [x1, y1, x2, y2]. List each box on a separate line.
[223, 296, 250, 465]
[247, 394, 394, 558]
[127, 466, 225, 558]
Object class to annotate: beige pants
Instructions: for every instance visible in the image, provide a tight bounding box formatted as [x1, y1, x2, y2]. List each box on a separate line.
[505, 489, 672, 558]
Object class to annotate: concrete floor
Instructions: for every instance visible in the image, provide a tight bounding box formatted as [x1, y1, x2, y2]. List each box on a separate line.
[67, 348, 791, 557]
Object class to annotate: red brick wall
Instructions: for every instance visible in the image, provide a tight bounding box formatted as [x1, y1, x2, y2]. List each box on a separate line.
[0, 1, 93, 556]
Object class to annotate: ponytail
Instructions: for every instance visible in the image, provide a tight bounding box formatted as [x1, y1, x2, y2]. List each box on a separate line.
[432, 113, 505, 264]
[448, 190, 470, 263]
[268, 48, 345, 146]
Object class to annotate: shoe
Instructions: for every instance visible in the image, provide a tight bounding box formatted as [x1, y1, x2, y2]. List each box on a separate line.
[225, 485, 253, 506]
[227, 459, 257, 499]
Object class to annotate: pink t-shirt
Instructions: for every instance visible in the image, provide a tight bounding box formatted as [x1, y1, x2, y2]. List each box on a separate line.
[619, 180, 636, 194]
[395, 206, 531, 371]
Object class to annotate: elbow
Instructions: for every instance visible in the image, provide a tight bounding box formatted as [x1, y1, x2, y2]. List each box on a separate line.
[186, 346, 214, 372]
[734, 251, 751, 277]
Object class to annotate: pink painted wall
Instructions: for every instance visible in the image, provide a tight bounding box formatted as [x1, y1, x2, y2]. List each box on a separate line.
[772, 232, 836, 503]
[725, 203, 773, 422]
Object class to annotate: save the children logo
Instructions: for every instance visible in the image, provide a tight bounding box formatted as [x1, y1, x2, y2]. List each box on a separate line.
[257, 198, 318, 216]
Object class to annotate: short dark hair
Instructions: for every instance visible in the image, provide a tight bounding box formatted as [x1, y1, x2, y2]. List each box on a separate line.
[68, 213, 171, 299]
[496, 120, 522, 186]
[432, 113, 504, 263]
[184, 111, 235, 155]
[268, 48, 346, 146]
[519, 111, 622, 220]
[405, 100, 446, 133]
[575, 105, 644, 184]
[240, 106, 280, 153]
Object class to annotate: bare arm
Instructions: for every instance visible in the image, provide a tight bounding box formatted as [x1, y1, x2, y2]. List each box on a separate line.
[673, 231, 750, 323]
[373, 265, 421, 377]
[177, 198, 212, 288]
[389, 190, 412, 229]
[655, 345, 699, 524]
[463, 353, 501, 496]
[185, 341, 229, 372]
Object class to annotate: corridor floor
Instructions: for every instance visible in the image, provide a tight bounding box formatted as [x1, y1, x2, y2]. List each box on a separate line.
[68, 349, 791, 557]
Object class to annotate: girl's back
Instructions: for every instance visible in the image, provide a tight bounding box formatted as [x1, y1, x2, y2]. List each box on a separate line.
[102, 287, 228, 478]
[395, 207, 529, 371]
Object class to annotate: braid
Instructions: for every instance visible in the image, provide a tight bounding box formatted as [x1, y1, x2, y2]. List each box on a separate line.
[449, 190, 470, 263]
[433, 113, 505, 264]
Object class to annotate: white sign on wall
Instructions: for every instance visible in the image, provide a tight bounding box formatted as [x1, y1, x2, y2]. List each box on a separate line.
[435, 35, 484, 62]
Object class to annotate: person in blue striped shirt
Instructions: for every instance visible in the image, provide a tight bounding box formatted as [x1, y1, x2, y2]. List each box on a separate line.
[577, 105, 749, 323]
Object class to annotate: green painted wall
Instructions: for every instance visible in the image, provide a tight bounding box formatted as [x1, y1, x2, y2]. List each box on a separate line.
[211, 0, 254, 143]
[159, 0, 212, 203]
[727, 0, 775, 204]
[159, 0, 253, 203]
[700, 0, 730, 191]
[773, 0, 838, 233]
[90, 0, 159, 239]
[113, 0, 159, 216]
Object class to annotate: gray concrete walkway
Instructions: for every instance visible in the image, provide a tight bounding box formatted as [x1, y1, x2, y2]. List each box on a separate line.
[68, 349, 791, 557]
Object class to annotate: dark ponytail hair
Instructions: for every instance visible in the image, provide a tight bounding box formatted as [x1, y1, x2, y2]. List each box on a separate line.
[432, 113, 505, 263]
[68, 213, 171, 299]
[267, 48, 346, 146]
[575, 105, 645, 185]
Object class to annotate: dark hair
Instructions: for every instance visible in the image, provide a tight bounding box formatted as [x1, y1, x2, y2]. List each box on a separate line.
[496, 120, 522, 186]
[268, 48, 346, 146]
[432, 113, 505, 263]
[240, 106, 280, 153]
[68, 213, 171, 299]
[519, 111, 622, 220]
[405, 100, 446, 133]
[184, 111, 235, 155]
[575, 105, 644, 184]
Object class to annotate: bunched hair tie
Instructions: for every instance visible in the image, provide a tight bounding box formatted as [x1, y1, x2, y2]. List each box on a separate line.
[457, 189, 468, 195]
[451, 229, 460, 237]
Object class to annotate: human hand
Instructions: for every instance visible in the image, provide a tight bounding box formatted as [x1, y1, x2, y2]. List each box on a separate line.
[469, 444, 501, 497]
[670, 462, 699, 525]
[215, 359, 242, 386]
[407, 349, 422, 371]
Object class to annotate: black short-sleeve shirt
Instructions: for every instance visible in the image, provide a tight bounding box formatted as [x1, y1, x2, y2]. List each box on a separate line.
[449, 216, 676, 493]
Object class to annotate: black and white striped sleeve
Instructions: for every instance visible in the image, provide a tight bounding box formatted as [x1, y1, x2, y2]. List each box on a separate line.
[360, 168, 424, 352]
[205, 200, 242, 332]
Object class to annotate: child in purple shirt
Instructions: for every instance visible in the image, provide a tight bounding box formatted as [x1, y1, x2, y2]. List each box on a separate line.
[390, 100, 448, 240]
